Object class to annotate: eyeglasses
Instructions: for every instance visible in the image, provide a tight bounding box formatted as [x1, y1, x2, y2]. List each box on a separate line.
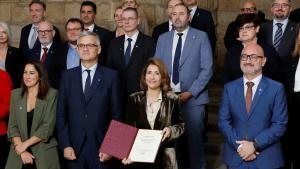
[272, 3, 290, 9]
[77, 43, 99, 49]
[37, 30, 53, 34]
[240, 54, 264, 61]
[67, 28, 82, 32]
[238, 25, 255, 32]
[240, 7, 257, 12]
[122, 17, 137, 22]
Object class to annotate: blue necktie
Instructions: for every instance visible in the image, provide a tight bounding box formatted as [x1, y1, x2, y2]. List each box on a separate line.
[125, 38, 132, 66]
[84, 69, 91, 99]
[274, 23, 283, 50]
[172, 33, 183, 84]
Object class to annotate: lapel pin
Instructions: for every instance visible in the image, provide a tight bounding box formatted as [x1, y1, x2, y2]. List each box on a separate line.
[19, 106, 23, 110]
[97, 78, 101, 82]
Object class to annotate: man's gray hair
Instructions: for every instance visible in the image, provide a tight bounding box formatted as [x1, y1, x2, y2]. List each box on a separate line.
[77, 31, 101, 46]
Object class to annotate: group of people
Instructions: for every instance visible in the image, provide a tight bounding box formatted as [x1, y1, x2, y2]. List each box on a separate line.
[0, 0, 299, 169]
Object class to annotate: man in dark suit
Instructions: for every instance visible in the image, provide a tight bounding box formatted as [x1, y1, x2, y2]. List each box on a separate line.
[80, 1, 113, 65]
[29, 21, 59, 86]
[218, 44, 288, 169]
[260, 0, 297, 61]
[56, 31, 123, 169]
[155, 4, 213, 169]
[19, 0, 60, 58]
[183, 0, 216, 52]
[152, 0, 183, 43]
[49, 18, 84, 89]
[107, 7, 155, 98]
[224, 0, 267, 50]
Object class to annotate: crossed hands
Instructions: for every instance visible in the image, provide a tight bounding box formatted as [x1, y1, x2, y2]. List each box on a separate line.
[15, 142, 35, 165]
[236, 140, 259, 162]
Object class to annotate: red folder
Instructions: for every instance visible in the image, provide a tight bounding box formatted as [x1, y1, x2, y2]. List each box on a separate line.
[100, 120, 138, 159]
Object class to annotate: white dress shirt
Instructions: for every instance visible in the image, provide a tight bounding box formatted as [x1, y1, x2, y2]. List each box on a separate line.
[124, 31, 139, 55]
[272, 19, 288, 44]
[81, 63, 97, 92]
[39, 43, 52, 60]
[243, 74, 263, 100]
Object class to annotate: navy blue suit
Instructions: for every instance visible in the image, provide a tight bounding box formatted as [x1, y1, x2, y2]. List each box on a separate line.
[56, 65, 123, 169]
[218, 76, 288, 169]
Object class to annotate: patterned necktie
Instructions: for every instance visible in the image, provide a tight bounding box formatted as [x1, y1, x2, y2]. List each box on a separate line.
[124, 38, 132, 66]
[245, 81, 254, 113]
[273, 23, 283, 50]
[29, 26, 37, 49]
[41, 47, 48, 64]
[84, 69, 91, 99]
[172, 33, 183, 84]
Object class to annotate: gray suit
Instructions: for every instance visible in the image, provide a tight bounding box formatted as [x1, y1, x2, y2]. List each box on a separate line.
[155, 27, 213, 169]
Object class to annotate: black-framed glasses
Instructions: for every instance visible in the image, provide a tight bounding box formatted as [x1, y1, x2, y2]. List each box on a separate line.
[238, 25, 255, 32]
[272, 3, 290, 9]
[240, 7, 257, 12]
[77, 43, 99, 49]
[240, 54, 264, 61]
[37, 29, 53, 34]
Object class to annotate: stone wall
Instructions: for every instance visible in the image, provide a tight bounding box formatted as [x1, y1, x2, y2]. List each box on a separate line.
[1, 0, 299, 70]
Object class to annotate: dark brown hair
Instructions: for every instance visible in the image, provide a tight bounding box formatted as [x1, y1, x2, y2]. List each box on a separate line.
[65, 18, 84, 30]
[236, 13, 261, 29]
[29, 0, 46, 11]
[21, 59, 49, 100]
[140, 58, 171, 92]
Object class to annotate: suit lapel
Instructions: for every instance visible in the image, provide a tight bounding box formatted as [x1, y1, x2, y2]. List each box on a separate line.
[236, 79, 248, 119]
[166, 31, 174, 75]
[127, 33, 142, 67]
[139, 93, 152, 129]
[248, 77, 267, 119]
[180, 28, 194, 66]
[75, 67, 86, 105]
[85, 66, 103, 103]
[279, 21, 296, 48]
[17, 95, 28, 138]
[30, 98, 46, 136]
[118, 36, 126, 68]
[191, 8, 199, 25]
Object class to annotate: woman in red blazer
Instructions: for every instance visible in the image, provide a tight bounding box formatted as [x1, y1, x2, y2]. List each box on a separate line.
[0, 69, 12, 169]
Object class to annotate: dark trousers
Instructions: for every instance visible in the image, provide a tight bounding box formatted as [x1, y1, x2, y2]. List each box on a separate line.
[0, 134, 9, 169]
[282, 92, 300, 169]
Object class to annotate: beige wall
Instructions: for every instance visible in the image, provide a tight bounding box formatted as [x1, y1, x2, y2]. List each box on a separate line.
[1, 0, 299, 70]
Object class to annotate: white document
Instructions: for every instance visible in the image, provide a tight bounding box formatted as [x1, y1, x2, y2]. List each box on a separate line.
[128, 129, 163, 163]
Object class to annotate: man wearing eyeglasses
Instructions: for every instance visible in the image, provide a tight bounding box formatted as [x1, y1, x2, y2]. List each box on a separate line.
[19, 0, 60, 58]
[219, 43, 288, 169]
[56, 31, 123, 169]
[260, 0, 296, 61]
[224, 0, 267, 50]
[107, 7, 155, 100]
[49, 18, 84, 89]
[29, 21, 59, 84]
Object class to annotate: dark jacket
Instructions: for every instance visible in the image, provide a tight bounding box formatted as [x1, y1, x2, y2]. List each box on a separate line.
[125, 91, 184, 169]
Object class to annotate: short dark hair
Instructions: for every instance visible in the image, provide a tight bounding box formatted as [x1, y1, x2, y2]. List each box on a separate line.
[140, 58, 171, 92]
[29, 0, 46, 11]
[65, 18, 84, 30]
[236, 14, 261, 28]
[21, 59, 49, 100]
[123, 7, 139, 18]
[80, 1, 97, 13]
[173, 3, 191, 15]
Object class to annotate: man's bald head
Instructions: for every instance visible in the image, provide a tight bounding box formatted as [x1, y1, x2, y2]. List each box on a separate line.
[240, 0, 258, 14]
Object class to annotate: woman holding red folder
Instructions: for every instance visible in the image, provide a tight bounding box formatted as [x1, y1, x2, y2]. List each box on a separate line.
[122, 58, 184, 169]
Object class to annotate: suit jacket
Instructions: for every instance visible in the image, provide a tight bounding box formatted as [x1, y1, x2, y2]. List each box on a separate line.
[218, 76, 288, 169]
[260, 20, 297, 60]
[93, 24, 113, 65]
[56, 65, 123, 159]
[155, 27, 213, 107]
[152, 21, 169, 43]
[190, 8, 216, 52]
[289, 8, 300, 23]
[222, 42, 281, 84]
[126, 91, 184, 169]
[19, 24, 60, 58]
[0, 70, 12, 135]
[48, 42, 70, 89]
[107, 32, 155, 96]
[5, 46, 26, 88]
[6, 88, 60, 169]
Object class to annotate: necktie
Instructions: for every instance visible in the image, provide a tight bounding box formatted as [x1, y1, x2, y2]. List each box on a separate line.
[273, 23, 283, 50]
[172, 33, 183, 84]
[84, 69, 91, 99]
[41, 47, 48, 64]
[171, 24, 175, 31]
[29, 26, 37, 49]
[245, 81, 254, 113]
[124, 38, 132, 66]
